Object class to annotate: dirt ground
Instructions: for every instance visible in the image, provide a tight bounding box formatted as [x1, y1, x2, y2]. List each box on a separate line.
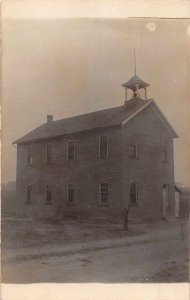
[1, 217, 189, 283]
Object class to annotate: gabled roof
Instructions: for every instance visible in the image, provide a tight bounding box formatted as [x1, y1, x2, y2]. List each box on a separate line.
[122, 74, 150, 91]
[121, 100, 178, 138]
[148, 101, 178, 138]
[13, 98, 178, 145]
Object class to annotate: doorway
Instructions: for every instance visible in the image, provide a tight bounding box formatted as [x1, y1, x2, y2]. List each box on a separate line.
[175, 191, 180, 218]
[163, 184, 169, 217]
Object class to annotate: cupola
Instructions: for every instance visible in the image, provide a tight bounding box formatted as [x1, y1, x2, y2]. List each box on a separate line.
[122, 50, 150, 104]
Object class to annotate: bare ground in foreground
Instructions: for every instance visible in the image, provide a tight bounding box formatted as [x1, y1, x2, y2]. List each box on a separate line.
[1, 218, 189, 283]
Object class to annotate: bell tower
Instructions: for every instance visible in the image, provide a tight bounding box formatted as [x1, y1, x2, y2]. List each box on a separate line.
[122, 50, 150, 103]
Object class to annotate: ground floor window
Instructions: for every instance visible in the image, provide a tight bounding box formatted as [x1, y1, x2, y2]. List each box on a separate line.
[100, 183, 108, 203]
[67, 184, 75, 204]
[45, 185, 52, 204]
[26, 185, 32, 204]
[130, 182, 138, 205]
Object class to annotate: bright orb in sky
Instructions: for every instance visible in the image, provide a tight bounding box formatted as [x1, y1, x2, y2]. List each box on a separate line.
[146, 22, 157, 32]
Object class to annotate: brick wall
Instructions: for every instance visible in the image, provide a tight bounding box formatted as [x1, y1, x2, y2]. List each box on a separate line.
[16, 126, 123, 219]
[16, 104, 176, 221]
[121, 104, 175, 221]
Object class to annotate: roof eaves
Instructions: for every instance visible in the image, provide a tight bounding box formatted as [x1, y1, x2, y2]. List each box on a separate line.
[121, 75, 150, 88]
[13, 123, 121, 145]
[122, 82, 150, 88]
[150, 101, 178, 138]
[12, 123, 46, 145]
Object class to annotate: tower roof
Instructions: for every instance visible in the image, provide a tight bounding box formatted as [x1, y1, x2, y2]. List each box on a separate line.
[122, 74, 150, 91]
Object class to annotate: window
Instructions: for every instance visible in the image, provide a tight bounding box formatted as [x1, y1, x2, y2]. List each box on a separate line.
[67, 184, 75, 204]
[46, 144, 53, 163]
[67, 141, 75, 160]
[129, 144, 137, 158]
[26, 185, 32, 204]
[99, 136, 108, 159]
[100, 183, 108, 203]
[130, 183, 138, 205]
[162, 150, 168, 162]
[45, 185, 52, 204]
[27, 147, 32, 165]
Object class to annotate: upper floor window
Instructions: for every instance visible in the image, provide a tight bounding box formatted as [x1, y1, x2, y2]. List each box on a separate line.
[27, 147, 33, 165]
[26, 185, 32, 204]
[99, 136, 108, 159]
[45, 185, 52, 205]
[67, 184, 75, 204]
[46, 144, 53, 163]
[162, 150, 168, 162]
[67, 141, 75, 160]
[130, 182, 138, 205]
[100, 183, 108, 203]
[129, 144, 137, 158]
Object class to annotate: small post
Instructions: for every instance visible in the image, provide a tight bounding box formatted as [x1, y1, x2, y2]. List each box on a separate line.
[123, 203, 131, 231]
[134, 48, 137, 75]
[134, 84, 139, 98]
[125, 88, 127, 101]
[136, 84, 139, 97]
[144, 88, 147, 100]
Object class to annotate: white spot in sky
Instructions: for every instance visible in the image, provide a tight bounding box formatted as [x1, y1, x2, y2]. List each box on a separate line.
[146, 22, 156, 32]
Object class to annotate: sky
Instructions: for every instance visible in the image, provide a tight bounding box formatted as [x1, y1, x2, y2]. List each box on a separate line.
[2, 18, 190, 186]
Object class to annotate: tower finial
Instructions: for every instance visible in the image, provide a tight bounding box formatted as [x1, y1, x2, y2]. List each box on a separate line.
[134, 48, 136, 75]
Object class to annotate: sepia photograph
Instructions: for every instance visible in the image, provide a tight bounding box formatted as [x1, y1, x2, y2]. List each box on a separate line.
[1, 2, 190, 298]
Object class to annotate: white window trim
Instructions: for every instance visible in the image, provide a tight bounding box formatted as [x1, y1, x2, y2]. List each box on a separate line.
[99, 135, 108, 159]
[67, 140, 75, 161]
[67, 183, 75, 204]
[99, 183, 109, 203]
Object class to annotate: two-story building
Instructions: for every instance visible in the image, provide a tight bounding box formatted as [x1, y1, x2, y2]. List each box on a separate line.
[13, 73, 178, 221]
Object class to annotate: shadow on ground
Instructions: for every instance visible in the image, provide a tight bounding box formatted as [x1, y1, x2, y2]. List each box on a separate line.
[2, 218, 189, 283]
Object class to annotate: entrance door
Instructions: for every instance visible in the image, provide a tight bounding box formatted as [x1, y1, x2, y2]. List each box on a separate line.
[163, 184, 169, 217]
[175, 192, 180, 218]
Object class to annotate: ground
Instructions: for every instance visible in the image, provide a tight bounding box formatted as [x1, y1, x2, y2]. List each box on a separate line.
[2, 217, 189, 283]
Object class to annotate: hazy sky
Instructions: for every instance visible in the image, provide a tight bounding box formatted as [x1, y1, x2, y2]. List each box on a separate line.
[2, 18, 190, 186]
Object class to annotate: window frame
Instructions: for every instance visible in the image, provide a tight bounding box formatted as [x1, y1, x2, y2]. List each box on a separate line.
[26, 184, 32, 204]
[67, 183, 75, 205]
[162, 150, 168, 162]
[130, 182, 138, 206]
[99, 135, 108, 159]
[129, 143, 138, 159]
[45, 184, 52, 205]
[67, 140, 75, 161]
[27, 146, 33, 166]
[99, 183, 109, 205]
[46, 144, 53, 163]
